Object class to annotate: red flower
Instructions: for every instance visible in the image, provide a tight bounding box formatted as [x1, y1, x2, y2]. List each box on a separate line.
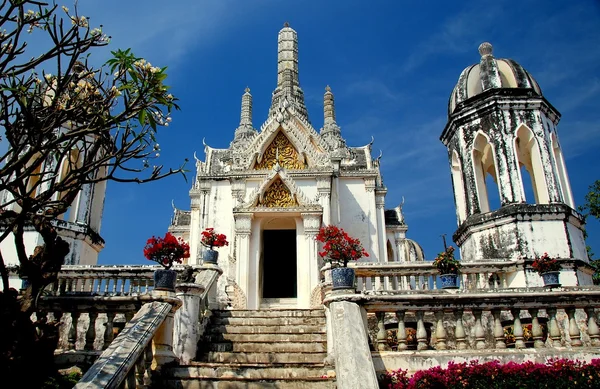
[531, 253, 561, 274]
[201, 227, 229, 249]
[315, 225, 368, 267]
[143, 232, 190, 269]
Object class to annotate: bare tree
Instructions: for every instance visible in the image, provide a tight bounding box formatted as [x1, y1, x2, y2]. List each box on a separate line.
[0, 1, 186, 382]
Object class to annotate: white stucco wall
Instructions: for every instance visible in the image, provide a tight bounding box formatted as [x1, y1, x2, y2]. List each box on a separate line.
[338, 178, 377, 262]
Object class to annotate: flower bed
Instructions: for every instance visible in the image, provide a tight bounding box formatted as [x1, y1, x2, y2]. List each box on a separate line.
[380, 359, 600, 389]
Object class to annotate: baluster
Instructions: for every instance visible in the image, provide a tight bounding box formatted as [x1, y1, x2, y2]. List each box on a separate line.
[512, 309, 525, 349]
[103, 312, 116, 349]
[68, 312, 80, 350]
[85, 312, 98, 351]
[102, 277, 109, 295]
[492, 309, 506, 349]
[454, 309, 467, 350]
[144, 278, 150, 294]
[135, 349, 145, 387]
[531, 309, 545, 348]
[473, 310, 486, 349]
[547, 308, 562, 347]
[111, 277, 117, 295]
[119, 278, 126, 295]
[401, 275, 408, 290]
[356, 277, 363, 292]
[396, 311, 407, 351]
[143, 343, 153, 387]
[416, 311, 428, 350]
[585, 308, 600, 347]
[566, 308, 582, 347]
[125, 368, 136, 389]
[434, 311, 447, 350]
[376, 312, 388, 351]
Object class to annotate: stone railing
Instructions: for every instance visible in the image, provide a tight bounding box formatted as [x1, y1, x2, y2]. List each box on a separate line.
[33, 264, 222, 379]
[351, 261, 520, 292]
[74, 300, 178, 389]
[324, 286, 600, 386]
[47, 265, 163, 296]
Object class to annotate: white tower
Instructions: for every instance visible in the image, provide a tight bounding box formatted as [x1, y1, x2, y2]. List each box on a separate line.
[441, 43, 591, 285]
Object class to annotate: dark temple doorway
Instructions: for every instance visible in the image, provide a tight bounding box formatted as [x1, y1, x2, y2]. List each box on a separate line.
[262, 229, 297, 298]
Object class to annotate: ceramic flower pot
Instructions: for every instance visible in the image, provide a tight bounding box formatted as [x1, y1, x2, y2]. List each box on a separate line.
[203, 248, 219, 264]
[331, 267, 355, 290]
[439, 274, 459, 289]
[541, 271, 560, 287]
[154, 269, 177, 292]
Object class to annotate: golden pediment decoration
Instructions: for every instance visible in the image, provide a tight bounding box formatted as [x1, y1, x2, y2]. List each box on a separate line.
[254, 131, 305, 170]
[259, 178, 297, 208]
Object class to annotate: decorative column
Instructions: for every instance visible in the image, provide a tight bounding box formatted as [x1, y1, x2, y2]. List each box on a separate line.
[234, 213, 253, 308]
[316, 177, 332, 226]
[189, 191, 202, 265]
[302, 212, 322, 308]
[375, 188, 387, 262]
[151, 290, 180, 367]
[230, 179, 246, 208]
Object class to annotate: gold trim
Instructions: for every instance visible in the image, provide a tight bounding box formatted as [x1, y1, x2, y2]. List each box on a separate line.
[260, 178, 297, 208]
[254, 131, 305, 170]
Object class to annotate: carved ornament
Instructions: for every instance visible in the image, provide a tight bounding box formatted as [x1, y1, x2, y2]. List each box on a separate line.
[254, 131, 305, 170]
[259, 178, 297, 208]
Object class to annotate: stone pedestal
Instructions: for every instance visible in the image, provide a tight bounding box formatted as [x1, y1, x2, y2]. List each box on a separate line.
[329, 300, 379, 389]
[151, 290, 179, 368]
[173, 283, 205, 364]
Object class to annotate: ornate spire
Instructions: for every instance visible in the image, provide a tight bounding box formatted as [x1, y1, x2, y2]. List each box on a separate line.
[269, 23, 309, 121]
[320, 85, 346, 152]
[323, 85, 336, 125]
[240, 87, 252, 127]
[231, 87, 257, 149]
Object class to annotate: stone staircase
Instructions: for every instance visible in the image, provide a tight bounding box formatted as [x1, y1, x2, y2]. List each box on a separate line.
[160, 309, 337, 388]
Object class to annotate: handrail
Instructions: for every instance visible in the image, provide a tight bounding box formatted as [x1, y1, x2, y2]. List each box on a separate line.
[74, 301, 174, 389]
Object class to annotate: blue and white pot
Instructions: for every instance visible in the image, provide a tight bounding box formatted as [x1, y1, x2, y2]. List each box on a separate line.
[154, 269, 177, 292]
[331, 267, 355, 290]
[541, 271, 560, 287]
[439, 274, 459, 289]
[204, 248, 219, 264]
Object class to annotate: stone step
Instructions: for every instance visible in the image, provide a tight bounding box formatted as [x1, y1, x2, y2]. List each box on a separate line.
[200, 351, 328, 364]
[213, 309, 325, 318]
[206, 324, 325, 335]
[206, 341, 326, 353]
[204, 333, 327, 343]
[166, 365, 335, 380]
[211, 316, 325, 327]
[160, 379, 336, 389]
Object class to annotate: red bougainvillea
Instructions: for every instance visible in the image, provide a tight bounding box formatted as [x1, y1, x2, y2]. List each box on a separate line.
[201, 228, 229, 250]
[143, 232, 190, 269]
[316, 225, 368, 267]
[532, 252, 561, 274]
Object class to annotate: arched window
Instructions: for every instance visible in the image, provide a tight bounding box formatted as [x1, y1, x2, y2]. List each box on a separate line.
[515, 125, 548, 204]
[451, 151, 467, 222]
[551, 133, 574, 208]
[472, 133, 499, 213]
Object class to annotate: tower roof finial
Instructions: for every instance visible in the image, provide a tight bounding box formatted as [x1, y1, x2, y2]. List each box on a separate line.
[478, 42, 493, 57]
[284, 21, 289, 27]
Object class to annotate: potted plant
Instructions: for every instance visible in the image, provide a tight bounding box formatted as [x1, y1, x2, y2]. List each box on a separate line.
[433, 246, 461, 289]
[144, 232, 190, 291]
[316, 225, 369, 290]
[201, 227, 229, 264]
[532, 252, 561, 287]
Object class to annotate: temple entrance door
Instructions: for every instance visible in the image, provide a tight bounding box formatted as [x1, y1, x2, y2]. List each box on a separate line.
[262, 229, 297, 299]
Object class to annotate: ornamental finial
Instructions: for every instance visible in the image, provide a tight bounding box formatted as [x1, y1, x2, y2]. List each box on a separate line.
[478, 42, 493, 57]
[244, 86, 250, 93]
[325, 85, 331, 92]
[284, 21, 289, 27]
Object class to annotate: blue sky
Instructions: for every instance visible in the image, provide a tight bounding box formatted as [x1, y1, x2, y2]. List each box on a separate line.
[68, 0, 600, 264]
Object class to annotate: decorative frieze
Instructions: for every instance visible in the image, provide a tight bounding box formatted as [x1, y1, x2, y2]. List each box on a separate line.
[302, 212, 322, 235]
[234, 213, 253, 235]
[364, 178, 376, 192]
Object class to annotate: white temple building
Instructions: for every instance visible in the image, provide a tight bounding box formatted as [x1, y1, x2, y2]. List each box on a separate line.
[169, 23, 424, 310]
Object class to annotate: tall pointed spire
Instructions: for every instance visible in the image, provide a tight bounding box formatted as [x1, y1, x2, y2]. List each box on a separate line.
[240, 87, 252, 127]
[231, 87, 257, 149]
[320, 85, 346, 151]
[269, 23, 309, 121]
